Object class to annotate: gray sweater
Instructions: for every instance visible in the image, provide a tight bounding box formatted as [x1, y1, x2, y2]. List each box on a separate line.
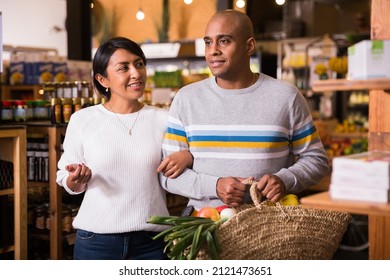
[160, 74, 329, 210]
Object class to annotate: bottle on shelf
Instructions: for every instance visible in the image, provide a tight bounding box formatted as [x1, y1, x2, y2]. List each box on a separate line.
[50, 98, 62, 124]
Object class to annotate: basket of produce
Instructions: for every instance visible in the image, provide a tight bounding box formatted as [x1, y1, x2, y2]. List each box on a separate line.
[148, 183, 351, 260]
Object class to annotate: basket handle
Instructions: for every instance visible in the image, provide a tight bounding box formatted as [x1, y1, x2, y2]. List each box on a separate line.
[249, 183, 263, 208]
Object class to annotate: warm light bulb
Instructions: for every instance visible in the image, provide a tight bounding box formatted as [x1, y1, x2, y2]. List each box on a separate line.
[184, 0, 193, 4]
[236, 0, 245, 8]
[275, 0, 285, 5]
[136, 9, 145, 21]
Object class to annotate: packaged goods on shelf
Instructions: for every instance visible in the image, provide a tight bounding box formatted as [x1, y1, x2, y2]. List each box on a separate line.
[7, 53, 92, 85]
[9, 52, 58, 85]
[332, 150, 390, 177]
[331, 171, 390, 190]
[348, 40, 390, 80]
[330, 183, 390, 203]
[330, 151, 390, 202]
[52, 56, 68, 83]
[9, 53, 25, 85]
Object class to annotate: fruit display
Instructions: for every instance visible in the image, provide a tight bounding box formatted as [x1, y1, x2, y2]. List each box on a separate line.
[334, 118, 368, 134]
[328, 56, 348, 76]
[314, 63, 328, 79]
[325, 137, 368, 159]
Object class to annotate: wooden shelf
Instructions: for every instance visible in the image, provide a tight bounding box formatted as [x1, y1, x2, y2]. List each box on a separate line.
[301, 191, 390, 217]
[26, 124, 67, 259]
[0, 126, 27, 259]
[312, 78, 390, 92]
[331, 132, 368, 139]
[1, 85, 44, 100]
[0, 245, 15, 254]
[0, 189, 14, 196]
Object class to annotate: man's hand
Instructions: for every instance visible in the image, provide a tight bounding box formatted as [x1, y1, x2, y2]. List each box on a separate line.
[216, 177, 253, 207]
[255, 174, 286, 203]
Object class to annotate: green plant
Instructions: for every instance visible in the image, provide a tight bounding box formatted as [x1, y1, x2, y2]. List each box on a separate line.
[156, 0, 170, 42]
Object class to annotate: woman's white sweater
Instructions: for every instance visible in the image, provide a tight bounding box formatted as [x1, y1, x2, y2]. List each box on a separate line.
[56, 104, 170, 233]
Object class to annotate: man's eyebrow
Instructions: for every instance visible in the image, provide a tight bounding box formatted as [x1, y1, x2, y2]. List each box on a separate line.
[203, 34, 233, 40]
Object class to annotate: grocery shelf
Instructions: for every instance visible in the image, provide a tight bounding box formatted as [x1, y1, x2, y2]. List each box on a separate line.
[0, 126, 27, 259]
[312, 78, 390, 92]
[331, 132, 368, 139]
[0, 189, 14, 196]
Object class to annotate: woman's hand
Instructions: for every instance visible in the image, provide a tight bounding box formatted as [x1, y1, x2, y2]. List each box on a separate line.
[65, 163, 92, 192]
[157, 150, 193, 178]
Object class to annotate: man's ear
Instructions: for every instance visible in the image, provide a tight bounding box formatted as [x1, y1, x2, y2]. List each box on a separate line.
[246, 37, 256, 56]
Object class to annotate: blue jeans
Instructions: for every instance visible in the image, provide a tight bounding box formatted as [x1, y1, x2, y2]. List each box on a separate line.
[73, 229, 168, 260]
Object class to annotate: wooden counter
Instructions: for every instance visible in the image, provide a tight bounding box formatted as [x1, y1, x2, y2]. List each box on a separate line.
[301, 191, 390, 260]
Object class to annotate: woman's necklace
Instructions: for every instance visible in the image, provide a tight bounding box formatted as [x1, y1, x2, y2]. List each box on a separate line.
[107, 102, 142, 136]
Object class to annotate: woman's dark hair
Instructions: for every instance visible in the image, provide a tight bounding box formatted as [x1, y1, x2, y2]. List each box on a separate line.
[92, 37, 147, 99]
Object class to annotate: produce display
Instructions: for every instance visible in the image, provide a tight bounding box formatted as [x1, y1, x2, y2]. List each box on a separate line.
[328, 56, 348, 76]
[147, 194, 300, 260]
[325, 137, 368, 159]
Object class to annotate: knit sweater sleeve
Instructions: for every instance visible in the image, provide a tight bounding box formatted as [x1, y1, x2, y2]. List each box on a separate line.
[274, 89, 330, 193]
[160, 90, 220, 200]
[56, 111, 86, 195]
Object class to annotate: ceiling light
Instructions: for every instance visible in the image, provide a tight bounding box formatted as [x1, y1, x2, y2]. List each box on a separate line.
[275, 0, 286, 5]
[184, 0, 193, 4]
[236, 0, 245, 8]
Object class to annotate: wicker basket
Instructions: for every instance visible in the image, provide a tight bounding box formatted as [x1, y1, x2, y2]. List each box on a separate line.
[197, 185, 351, 260]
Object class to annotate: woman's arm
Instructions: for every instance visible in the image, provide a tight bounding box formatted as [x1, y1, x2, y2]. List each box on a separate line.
[157, 150, 193, 178]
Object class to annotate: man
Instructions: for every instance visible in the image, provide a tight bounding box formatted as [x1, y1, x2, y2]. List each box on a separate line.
[159, 9, 329, 210]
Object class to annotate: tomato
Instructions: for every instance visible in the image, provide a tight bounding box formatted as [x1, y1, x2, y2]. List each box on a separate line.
[215, 205, 228, 213]
[196, 207, 220, 221]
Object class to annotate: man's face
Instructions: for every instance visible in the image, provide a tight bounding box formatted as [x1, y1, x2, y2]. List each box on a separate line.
[203, 15, 249, 80]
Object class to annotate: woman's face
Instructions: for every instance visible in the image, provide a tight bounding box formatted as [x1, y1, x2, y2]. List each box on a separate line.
[102, 48, 147, 102]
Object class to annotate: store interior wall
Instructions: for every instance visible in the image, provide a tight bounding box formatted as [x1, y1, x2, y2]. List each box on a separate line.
[0, 0, 371, 60]
[0, 0, 217, 58]
[0, 0, 68, 56]
[92, 0, 217, 48]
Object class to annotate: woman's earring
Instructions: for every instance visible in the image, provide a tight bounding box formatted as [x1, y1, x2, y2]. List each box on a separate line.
[106, 88, 109, 92]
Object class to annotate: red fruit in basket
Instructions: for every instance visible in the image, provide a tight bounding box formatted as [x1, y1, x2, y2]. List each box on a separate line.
[215, 205, 228, 213]
[197, 207, 220, 221]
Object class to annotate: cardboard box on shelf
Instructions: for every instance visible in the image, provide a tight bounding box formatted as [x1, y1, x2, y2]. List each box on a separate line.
[331, 171, 390, 190]
[332, 150, 390, 177]
[348, 40, 390, 80]
[330, 183, 390, 203]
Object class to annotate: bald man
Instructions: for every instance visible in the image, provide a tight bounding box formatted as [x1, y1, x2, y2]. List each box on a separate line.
[160, 10, 329, 209]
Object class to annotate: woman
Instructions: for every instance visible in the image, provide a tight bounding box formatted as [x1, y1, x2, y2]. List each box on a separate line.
[56, 37, 192, 260]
